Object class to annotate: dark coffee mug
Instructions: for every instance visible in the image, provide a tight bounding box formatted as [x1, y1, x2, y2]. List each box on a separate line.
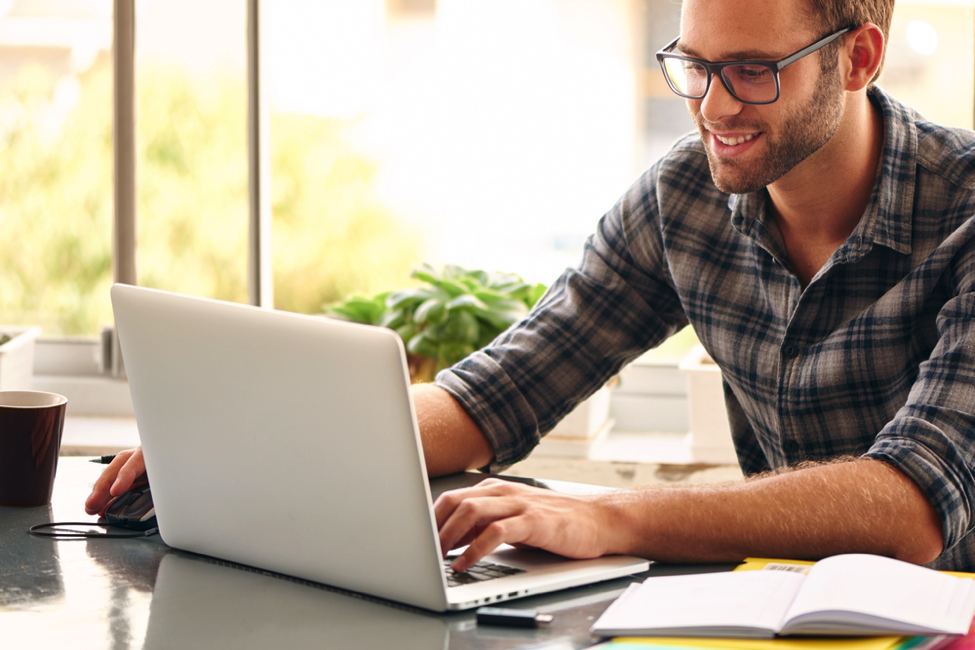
[0, 391, 67, 507]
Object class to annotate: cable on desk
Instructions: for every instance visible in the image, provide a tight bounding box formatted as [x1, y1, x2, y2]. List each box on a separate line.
[28, 522, 159, 539]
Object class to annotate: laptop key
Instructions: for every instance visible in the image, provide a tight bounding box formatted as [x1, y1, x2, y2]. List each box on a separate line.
[444, 559, 526, 587]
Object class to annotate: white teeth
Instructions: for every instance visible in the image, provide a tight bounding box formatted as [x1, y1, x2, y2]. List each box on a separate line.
[715, 133, 756, 146]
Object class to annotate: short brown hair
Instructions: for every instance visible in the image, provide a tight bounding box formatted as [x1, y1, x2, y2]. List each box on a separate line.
[805, 0, 896, 82]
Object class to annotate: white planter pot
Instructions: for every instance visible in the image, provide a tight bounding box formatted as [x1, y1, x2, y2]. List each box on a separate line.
[0, 326, 42, 391]
[535, 385, 615, 458]
[549, 385, 613, 438]
[678, 345, 737, 464]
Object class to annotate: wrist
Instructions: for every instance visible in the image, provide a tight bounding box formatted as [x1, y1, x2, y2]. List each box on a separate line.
[592, 491, 644, 556]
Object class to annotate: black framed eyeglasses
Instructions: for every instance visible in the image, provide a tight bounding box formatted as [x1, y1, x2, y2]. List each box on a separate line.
[655, 26, 855, 105]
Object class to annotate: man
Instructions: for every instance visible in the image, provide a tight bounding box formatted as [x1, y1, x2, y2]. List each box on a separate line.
[88, 0, 975, 572]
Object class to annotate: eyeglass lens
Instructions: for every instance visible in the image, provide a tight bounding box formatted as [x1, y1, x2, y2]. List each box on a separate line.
[661, 58, 778, 103]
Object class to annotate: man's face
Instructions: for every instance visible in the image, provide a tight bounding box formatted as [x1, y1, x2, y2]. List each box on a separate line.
[679, 0, 846, 194]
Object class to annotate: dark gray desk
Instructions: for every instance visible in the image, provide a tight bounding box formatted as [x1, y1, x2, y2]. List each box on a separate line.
[0, 457, 729, 649]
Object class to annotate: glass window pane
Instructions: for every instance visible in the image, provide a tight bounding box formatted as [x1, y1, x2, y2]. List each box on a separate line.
[267, 0, 689, 318]
[267, 0, 424, 314]
[5, 0, 972, 348]
[135, 0, 249, 303]
[879, 0, 974, 129]
[0, 1, 114, 336]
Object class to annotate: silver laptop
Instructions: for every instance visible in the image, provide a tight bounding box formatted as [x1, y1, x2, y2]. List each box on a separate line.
[111, 284, 650, 612]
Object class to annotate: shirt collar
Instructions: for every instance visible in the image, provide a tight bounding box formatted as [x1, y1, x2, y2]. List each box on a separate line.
[857, 85, 916, 257]
[728, 85, 918, 260]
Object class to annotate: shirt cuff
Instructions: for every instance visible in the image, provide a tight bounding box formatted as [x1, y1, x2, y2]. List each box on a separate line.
[866, 424, 975, 554]
[434, 351, 541, 472]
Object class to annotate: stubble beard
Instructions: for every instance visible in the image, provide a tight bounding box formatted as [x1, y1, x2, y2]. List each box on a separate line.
[694, 57, 845, 195]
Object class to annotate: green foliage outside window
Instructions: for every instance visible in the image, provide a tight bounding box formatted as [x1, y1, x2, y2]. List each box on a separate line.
[0, 60, 422, 336]
[1, 63, 114, 335]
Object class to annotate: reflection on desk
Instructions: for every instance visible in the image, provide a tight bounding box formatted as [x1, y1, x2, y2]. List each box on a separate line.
[0, 457, 733, 649]
[146, 554, 449, 649]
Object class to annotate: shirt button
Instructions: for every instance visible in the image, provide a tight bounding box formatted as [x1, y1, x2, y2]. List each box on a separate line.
[783, 440, 801, 455]
[782, 344, 800, 359]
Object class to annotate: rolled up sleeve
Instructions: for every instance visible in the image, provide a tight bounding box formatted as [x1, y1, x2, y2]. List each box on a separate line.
[435, 168, 690, 471]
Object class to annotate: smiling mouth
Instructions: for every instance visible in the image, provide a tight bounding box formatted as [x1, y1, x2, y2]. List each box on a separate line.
[713, 133, 759, 146]
[714, 133, 758, 146]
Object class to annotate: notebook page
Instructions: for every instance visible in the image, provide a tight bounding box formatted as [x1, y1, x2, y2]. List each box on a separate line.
[783, 554, 975, 635]
[592, 570, 805, 637]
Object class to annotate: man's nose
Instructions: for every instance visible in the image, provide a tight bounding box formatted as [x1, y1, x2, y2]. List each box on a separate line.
[699, 73, 744, 122]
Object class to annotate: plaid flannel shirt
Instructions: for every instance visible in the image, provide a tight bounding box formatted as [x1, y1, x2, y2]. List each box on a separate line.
[436, 87, 975, 571]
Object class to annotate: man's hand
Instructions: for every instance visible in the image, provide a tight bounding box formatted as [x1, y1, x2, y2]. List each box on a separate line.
[84, 447, 146, 516]
[434, 478, 615, 571]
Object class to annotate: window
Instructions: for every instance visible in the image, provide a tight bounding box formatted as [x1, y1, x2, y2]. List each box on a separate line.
[0, 1, 113, 337]
[263, 0, 682, 304]
[4, 0, 974, 420]
[882, 1, 974, 129]
[134, 0, 250, 305]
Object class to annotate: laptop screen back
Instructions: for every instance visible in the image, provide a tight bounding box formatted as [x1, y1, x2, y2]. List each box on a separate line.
[112, 284, 450, 610]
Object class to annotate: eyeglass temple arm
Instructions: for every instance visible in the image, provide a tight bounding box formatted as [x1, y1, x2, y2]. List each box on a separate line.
[775, 26, 854, 71]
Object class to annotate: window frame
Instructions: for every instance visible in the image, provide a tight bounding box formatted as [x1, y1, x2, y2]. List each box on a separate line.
[33, 0, 975, 430]
[34, 0, 271, 415]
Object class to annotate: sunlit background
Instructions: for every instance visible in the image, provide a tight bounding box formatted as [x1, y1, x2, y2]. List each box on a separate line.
[1, 0, 973, 338]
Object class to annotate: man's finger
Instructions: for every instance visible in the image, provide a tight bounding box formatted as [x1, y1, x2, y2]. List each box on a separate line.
[434, 479, 536, 527]
[84, 447, 144, 515]
[451, 517, 533, 572]
[110, 450, 146, 496]
[438, 493, 529, 557]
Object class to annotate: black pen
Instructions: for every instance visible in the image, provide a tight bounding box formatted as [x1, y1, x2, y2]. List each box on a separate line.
[89, 455, 117, 464]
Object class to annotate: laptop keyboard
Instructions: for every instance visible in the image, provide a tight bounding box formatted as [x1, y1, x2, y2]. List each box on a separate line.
[443, 559, 526, 587]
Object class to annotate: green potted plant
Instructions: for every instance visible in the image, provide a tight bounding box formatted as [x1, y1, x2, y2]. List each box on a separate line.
[326, 263, 547, 383]
[328, 263, 618, 455]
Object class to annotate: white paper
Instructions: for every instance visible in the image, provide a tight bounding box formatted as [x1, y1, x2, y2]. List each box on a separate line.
[782, 554, 975, 635]
[592, 570, 805, 637]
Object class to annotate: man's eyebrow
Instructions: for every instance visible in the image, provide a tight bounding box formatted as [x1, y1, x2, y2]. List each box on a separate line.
[677, 41, 780, 61]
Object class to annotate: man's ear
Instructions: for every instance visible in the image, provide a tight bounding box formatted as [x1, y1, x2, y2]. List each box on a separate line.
[842, 23, 885, 92]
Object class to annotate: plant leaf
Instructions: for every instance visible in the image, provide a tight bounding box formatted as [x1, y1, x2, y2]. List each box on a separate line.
[459, 278, 481, 291]
[440, 310, 480, 345]
[444, 293, 487, 312]
[324, 295, 386, 324]
[496, 281, 531, 298]
[467, 269, 490, 287]
[411, 269, 440, 285]
[486, 272, 524, 290]
[386, 286, 435, 310]
[325, 305, 366, 322]
[442, 263, 469, 281]
[378, 310, 406, 330]
[407, 331, 439, 358]
[527, 282, 548, 307]
[395, 323, 417, 345]
[427, 278, 469, 299]
[414, 297, 447, 325]
[471, 302, 527, 330]
[472, 292, 527, 313]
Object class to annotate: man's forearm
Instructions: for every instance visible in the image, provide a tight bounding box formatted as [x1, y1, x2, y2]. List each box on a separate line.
[413, 384, 495, 477]
[601, 458, 944, 565]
